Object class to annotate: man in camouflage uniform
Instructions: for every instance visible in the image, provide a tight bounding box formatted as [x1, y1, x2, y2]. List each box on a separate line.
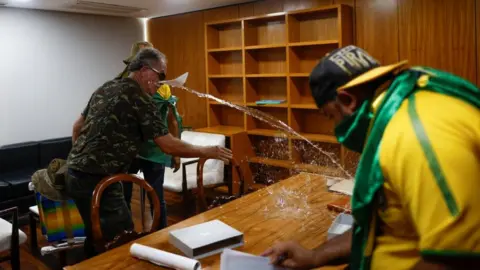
[66, 48, 231, 257]
[71, 41, 153, 142]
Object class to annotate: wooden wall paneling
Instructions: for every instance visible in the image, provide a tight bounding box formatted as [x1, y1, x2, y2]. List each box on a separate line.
[149, 16, 187, 118]
[284, 0, 334, 12]
[339, 4, 354, 46]
[334, 0, 354, 5]
[398, 0, 476, 84]
[149, 13, 208, 129]
[355, 0, 399, 65]
[253, 0, 285, 15]
[239, 2, 255, 17]
[203, 5, 239, 23]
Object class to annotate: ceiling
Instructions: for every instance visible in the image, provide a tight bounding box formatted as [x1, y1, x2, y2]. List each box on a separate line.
[0, 0, 256, 18]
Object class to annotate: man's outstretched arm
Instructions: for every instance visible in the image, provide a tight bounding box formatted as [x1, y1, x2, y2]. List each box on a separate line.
[154, 133, 231, 162]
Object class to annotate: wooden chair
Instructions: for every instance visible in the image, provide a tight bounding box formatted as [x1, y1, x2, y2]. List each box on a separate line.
[196, 159, 247, 213]
[135, 131, 229, 218]
[0, 207, 26, 270]
[90, 174, 161, 253]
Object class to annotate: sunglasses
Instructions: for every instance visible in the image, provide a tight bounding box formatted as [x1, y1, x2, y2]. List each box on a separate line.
[146, 66, 166, 81]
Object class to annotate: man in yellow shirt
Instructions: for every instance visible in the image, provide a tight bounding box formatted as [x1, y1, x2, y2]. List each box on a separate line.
[263, 45, 480, 269]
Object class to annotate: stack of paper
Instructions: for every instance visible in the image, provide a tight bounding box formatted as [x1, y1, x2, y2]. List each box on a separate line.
[220, 249, 286, 270]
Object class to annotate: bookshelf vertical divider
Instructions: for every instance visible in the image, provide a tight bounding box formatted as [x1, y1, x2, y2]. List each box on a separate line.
[197, 5, 355, 193]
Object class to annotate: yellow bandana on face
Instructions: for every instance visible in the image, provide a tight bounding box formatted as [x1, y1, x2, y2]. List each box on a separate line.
[157, 84, 172, 100]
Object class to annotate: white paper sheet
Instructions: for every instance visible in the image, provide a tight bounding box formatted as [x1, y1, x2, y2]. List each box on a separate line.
[220, 249, 286, 270]
[159, 72, 189, 88]
[331, 224, 352, 235]
[130, 243, 200, 270]
[329, 179, 354, 196]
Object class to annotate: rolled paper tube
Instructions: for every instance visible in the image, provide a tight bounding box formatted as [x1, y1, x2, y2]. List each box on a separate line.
[130, 243, 201, 270]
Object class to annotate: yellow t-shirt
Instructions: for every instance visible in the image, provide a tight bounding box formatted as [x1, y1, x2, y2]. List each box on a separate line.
[371, 90, 480, 269]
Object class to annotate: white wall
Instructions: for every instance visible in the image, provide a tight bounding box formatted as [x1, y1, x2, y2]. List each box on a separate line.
[0, 8, 143, 146]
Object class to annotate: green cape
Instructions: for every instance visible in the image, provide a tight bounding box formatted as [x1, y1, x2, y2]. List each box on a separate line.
[137, 93, 183, 167]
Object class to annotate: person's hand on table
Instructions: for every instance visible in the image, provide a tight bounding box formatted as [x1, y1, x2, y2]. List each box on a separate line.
[202, 146, 232, 163]
[262, 241, 318, 269]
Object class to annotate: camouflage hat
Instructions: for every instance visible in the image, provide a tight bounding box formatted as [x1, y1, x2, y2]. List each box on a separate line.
[123, 41, 153, 64]
[31, 159, 69, 201]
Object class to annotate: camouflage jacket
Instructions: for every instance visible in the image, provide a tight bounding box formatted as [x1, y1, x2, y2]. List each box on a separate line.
[68, 78, 169, 175]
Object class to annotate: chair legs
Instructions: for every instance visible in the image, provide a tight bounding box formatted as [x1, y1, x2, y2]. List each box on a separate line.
[140, 188, 146, 230]
[29, 212, 39, 253]
[182, 190, 196, 218]
[0, 207, 21, 270]
[10, 250, 20, 270]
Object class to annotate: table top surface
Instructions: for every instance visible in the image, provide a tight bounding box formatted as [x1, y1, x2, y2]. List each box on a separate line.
[66, 173, 347, 270]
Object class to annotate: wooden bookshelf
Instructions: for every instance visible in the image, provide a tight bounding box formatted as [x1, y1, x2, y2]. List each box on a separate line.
[289, 43, 338, 73]
[247, 129, 289, 137]
[246, 107, 288, 132]
[201, 5, 355, 193]
[205, 20, 242, 50]
[249, 157, 294, 168]
[245, 47, 287, 75]
[208, 77, 244, 104]
[207, 47, 242, 53]
[287, 6, 340, 43]
[196, 126, 244, 136]
[246, 103, 288, 108]
[246, 76, 287, 103]
[207, 50, 243, 76]
[290, 108, 335, 137]
[244, 13, 286, 47]
[208, 104, 244, 129]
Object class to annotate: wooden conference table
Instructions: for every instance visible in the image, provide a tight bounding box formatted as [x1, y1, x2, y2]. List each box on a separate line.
[66, 173, 347, 270]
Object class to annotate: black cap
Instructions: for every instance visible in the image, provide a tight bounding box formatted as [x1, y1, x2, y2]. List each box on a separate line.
[309, 45, 380, 107]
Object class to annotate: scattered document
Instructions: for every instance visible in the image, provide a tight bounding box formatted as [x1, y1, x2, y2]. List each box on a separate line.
[327, 213, 354, 240]
[220, 249, 287, 270]
[329, 179, 354, 196]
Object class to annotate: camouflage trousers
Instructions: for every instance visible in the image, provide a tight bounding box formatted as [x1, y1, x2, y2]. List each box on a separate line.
[65, 169, 134, 258]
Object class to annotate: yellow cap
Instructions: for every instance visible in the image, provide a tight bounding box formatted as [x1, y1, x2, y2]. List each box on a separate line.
[338, 60, 409, 92]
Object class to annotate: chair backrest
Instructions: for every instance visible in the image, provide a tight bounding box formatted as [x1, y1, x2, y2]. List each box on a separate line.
[90, 174, 161, 252]
[180, 131, 226, 173]
[38, 137, 72, 168]
[0, 142, 39, 173]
